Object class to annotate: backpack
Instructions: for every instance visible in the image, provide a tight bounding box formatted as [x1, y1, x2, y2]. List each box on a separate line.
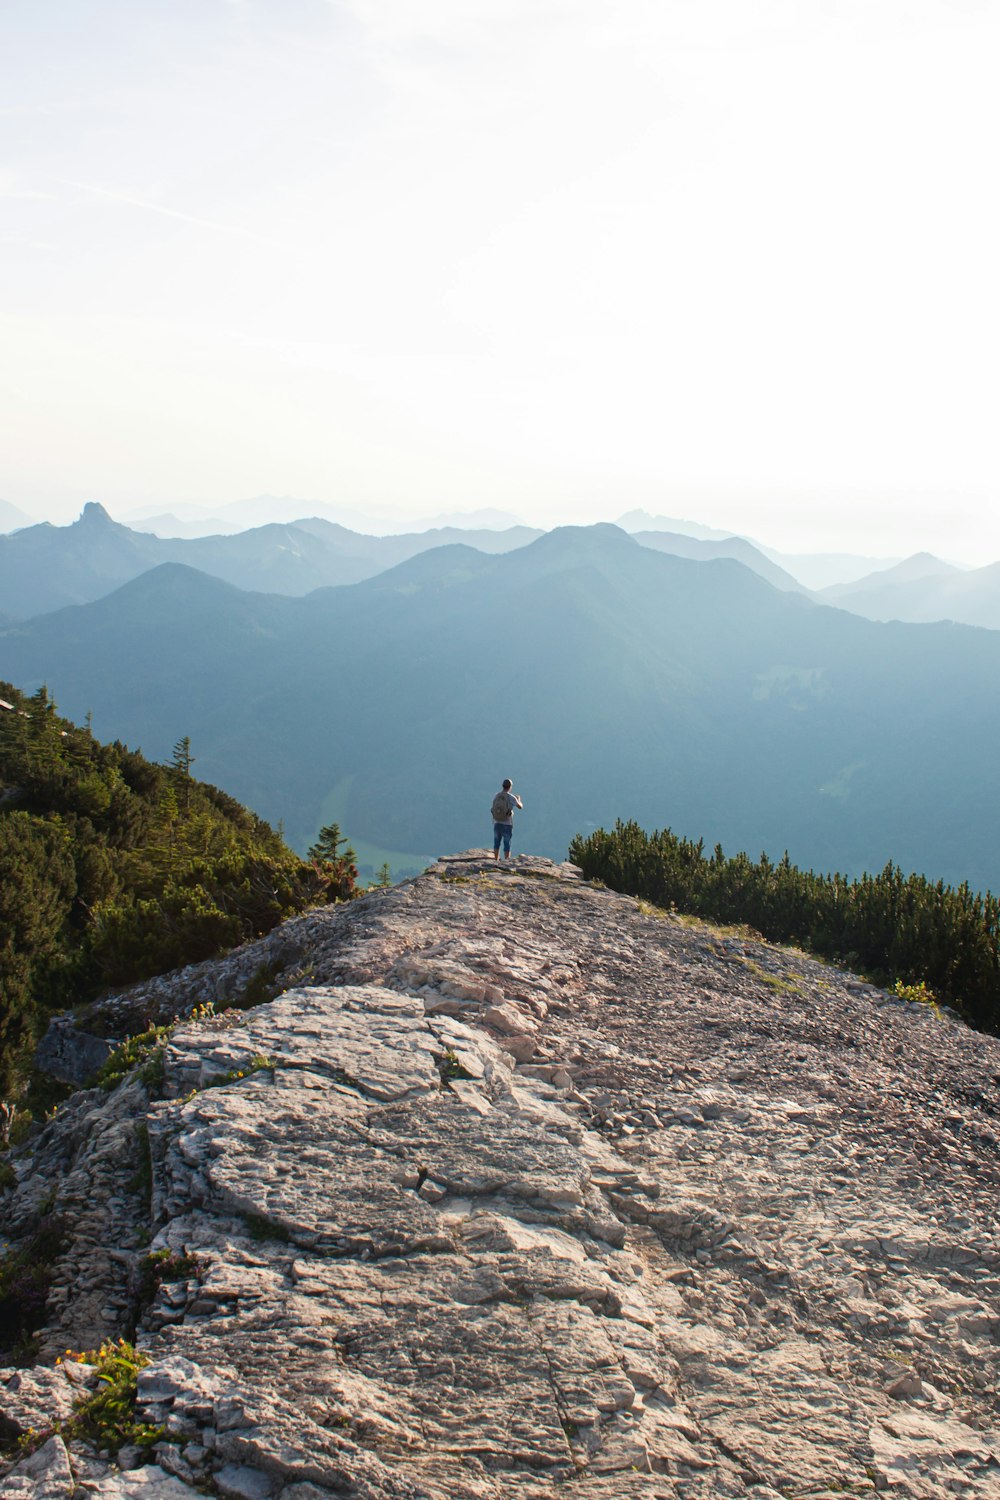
[491, 791, 510, 822]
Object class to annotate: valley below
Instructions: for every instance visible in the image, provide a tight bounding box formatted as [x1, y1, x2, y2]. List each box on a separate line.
[5, 523, 1000, 891]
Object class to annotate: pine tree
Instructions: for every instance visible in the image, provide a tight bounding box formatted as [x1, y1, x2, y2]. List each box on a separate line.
[307, 823, 358, 902]
[170, 736, 196, 815]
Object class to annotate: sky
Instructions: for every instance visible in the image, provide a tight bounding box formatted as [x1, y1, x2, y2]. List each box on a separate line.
[1, 0, 998, 562]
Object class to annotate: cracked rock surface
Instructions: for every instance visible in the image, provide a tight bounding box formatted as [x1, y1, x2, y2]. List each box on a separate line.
[3, 850, 1000, 1498]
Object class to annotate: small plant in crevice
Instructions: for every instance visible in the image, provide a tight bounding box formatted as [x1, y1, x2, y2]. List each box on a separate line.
[202, 1054, 277, 1091]
[137, 1248, 201, 1313]
[90, 1025, 172, 1093]
[242, 1212, 291, 1244]
[438, 1048, 473, 1083]
[139, 1045, 166, 1093]
[64, 1339, 163, 1456]
[892, 978, 941, 1016]
[330, 1066, 362, 1091]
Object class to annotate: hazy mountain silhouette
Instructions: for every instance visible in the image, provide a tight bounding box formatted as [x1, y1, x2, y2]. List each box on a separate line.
[615, 511, 902, 590]
[822, 553, 961, 603]
[122, 496, 528, 539]
[3, 524, 999, 892]
[0, 503, 541, 619]
[615, 510, 736, 541]
[818, 554, 1000, 630]
[633, 530, 807, 593]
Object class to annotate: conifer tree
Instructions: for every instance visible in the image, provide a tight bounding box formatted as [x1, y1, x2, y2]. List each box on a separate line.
[307, 823, 358, 902]
[170, 735, 196, 815]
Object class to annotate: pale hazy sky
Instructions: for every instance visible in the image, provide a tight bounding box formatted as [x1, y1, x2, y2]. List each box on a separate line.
[2, 0, 998, 561]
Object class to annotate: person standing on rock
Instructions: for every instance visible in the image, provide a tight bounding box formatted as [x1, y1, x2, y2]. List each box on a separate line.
[491, 778, 523, 861]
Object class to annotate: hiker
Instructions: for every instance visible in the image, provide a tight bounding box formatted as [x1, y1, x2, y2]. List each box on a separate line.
[491, 778, 523, 861]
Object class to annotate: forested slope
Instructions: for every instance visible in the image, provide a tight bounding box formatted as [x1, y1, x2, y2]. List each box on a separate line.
[0, 683, 326, 1097]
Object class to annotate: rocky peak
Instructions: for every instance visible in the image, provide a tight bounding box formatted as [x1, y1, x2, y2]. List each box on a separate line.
[2, 852, 999, 1498]
[77, 501, 114, 526]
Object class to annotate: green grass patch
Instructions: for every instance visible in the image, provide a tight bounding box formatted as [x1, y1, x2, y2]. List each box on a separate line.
[743, 959, 806, 997]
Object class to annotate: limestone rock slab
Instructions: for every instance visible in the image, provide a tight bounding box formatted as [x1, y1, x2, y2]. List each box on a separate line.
[7, 853, 1000, 1499]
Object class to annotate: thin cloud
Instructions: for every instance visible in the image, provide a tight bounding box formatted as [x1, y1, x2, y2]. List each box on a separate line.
[65, 180, 294, 253]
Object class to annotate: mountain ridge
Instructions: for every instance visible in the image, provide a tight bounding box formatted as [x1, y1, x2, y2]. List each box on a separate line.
[0, 504, 543, 621]
[824, 554, 1000, 630]
[3, 524, 1000, 891]
[2, 851, 998, 1497]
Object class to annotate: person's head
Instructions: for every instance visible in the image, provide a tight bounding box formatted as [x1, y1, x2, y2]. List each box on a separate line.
[502, 778, 512, 791]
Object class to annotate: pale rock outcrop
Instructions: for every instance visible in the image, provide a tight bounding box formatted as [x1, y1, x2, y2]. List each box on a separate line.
[2, 850, 999, 1498]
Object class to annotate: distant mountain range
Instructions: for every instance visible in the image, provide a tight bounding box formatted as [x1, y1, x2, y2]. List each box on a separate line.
[756, 547, 906, 592]
[0, 504, 543, 620]
[616, 512, 904, 589]
[4, 502, 998, 638]
[0, 504, 822, 621]
[818, 553, 1000, 631]
[633, 530, 807, 593]
[615, 510, 738, 541]
[120, 496, 528, 539]
[3, 523, 999, 893]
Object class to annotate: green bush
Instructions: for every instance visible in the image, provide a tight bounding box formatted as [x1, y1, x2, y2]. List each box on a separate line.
[569, 820, 1000, 1035]
[90, 1026, 172, 1093]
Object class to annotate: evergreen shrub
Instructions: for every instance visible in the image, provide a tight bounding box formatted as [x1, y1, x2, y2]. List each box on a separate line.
[0, 683, 328, 1101]
[569, 820, 1000, 1035]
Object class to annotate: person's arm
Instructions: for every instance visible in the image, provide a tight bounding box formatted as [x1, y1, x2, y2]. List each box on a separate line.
[513, 794, 523, 809]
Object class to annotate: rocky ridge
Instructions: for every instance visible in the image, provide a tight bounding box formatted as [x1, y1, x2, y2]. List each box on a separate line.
[2, 851, 999, 1499]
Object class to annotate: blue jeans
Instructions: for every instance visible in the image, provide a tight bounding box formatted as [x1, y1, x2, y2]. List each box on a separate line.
[493, 821, 512, 855]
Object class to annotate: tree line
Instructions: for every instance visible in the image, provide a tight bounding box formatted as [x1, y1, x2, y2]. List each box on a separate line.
[0, 684, 358, 1100]
[568, 820, 1000, 1036]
